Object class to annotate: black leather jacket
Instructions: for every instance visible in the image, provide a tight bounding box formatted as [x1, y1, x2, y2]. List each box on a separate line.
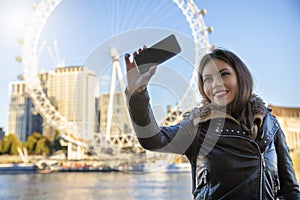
[127, 89, 300, 199]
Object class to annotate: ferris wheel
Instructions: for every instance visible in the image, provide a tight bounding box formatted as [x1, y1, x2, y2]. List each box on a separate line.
[20, 0, 213, 156]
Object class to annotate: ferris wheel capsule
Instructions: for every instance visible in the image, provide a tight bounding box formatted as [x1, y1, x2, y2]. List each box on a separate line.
[199, 9, 207, 16]
[16, 56, 23, 63]
[207, 26, 214, 33]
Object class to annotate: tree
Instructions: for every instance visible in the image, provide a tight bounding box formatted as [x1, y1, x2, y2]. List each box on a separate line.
[0, 135, 11, 154]
[25, 134, 39, 155]
[25, 132, 43, 155]
[10, 139, 23, 155]
[53, 131, 62, 151]
[35, 136, 52, 156]
[25, 132, 54, 156]
[0, 134, 22, 155]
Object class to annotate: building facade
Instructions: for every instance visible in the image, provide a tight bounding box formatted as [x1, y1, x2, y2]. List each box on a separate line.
[0, 127, 5, 140]
[48, 66, 98, 143]
[8, 66, 98, 143]
[269, 105, 300, 152]
[37, 72, 56, 140]
[98, 92, 130, 136]
[7, 82, 43, 142]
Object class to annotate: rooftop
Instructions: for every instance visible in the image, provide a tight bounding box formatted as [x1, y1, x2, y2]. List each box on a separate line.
[268, 105, 300, 118]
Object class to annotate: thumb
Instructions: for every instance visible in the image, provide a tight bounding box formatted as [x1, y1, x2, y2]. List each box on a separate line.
[142, 65, 157, 82]
[149, 65, 157, 75]
[135, 65, 157, 88]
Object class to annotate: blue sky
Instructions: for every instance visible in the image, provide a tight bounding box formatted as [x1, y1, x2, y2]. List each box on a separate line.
[0, 0, 300, 132]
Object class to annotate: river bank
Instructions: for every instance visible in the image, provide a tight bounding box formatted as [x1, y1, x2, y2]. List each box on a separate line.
[0, 154, 191, 174]
[0, 155, 121, 174]
[1, 153, 300, 176]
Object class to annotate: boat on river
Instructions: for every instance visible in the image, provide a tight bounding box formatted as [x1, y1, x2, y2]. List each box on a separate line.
[0, 163, 38, 174]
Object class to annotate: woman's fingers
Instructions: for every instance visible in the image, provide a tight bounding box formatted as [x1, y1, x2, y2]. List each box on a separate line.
[125, 46, 148, 71]
[125, 53, 135, 71]
[125, 47, 156, 94]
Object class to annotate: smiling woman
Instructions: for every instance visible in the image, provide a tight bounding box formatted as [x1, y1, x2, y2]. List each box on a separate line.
[126, 47, 300, 199]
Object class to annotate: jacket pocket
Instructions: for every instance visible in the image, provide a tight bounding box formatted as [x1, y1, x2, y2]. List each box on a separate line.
[193, 169, 210, 200]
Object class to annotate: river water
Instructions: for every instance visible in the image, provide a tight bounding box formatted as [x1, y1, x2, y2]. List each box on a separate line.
[0, 172, 193, 200]
[1, 170, 300, 200]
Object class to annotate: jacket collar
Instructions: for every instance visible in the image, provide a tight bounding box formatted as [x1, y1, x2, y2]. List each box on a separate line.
[191, 94, 267, 128]
[256, 110, 280, 151]
[192, 109, 240, 126]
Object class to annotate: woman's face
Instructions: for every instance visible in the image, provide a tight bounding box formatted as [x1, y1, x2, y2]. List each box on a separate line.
[202, 59, 238, 106]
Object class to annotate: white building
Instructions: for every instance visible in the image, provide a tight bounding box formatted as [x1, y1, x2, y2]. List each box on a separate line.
[48, 66, 98, 143]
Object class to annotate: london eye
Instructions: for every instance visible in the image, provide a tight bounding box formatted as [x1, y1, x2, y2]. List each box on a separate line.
[20, 0, 213, 171]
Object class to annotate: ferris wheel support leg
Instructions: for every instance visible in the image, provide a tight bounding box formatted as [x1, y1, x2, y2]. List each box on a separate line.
[67, 142, 73, 160]
[106, 63, 117, 143]
[115, 59, 134, 134]
[77, 145, 82, 160]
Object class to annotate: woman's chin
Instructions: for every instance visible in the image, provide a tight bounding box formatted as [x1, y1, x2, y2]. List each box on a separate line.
[212, 100, 228, 107]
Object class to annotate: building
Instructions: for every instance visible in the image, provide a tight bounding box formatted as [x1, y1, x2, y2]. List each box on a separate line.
[37, 72, 56, 140]
[7, 82, 43, 142]
[94, 96, 101, 133]
[269, 105, 300, 151]
[0, 128, 4, 140]
[48, 66, 98, 143]
[8, 66, 98, 144]
[98, 92, 131, 136]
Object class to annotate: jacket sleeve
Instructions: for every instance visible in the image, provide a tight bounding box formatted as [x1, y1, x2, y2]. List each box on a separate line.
[126, 88, 198, 154]
[275, 125, 300, 199]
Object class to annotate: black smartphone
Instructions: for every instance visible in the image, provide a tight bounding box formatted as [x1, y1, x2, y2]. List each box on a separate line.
[134, 34, 181, 74]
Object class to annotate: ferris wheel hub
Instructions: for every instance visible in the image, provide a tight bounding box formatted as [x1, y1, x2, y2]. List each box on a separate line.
[110, 47, 119, 60]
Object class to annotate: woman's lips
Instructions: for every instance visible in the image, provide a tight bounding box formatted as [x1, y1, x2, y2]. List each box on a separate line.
[213, 90, 228, 98]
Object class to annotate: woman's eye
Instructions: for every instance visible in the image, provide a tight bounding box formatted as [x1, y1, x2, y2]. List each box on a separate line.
[221, 72, 230, 77]
[203, 77, 213, 83]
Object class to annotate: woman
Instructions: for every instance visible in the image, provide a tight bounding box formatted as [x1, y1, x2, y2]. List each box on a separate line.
[125, 48, 300, 199]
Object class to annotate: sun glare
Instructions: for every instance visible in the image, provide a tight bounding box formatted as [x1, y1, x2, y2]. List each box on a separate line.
[0, 1, 33, 37]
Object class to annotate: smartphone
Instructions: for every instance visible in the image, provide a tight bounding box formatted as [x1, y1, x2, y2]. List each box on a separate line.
[134, 34, 181, 74]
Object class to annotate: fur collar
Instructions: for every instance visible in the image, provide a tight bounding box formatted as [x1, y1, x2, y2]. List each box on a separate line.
[190, 94, 267, 127]
[250, 94, 267, 127]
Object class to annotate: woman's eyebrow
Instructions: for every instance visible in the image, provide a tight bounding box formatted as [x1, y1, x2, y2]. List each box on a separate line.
[203, 74, 212, 77]
[219, 67, 230, 73]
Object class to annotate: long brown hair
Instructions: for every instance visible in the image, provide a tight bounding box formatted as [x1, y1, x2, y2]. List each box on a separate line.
[198, 48, 254, 133]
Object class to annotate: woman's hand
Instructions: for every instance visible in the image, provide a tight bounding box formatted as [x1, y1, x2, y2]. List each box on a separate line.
[125, 46, 157, 95]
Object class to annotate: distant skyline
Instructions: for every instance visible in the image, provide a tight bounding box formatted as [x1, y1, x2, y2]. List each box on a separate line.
[1, 0, 300, 132]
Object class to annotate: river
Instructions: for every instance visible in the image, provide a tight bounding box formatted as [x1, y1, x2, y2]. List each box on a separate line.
[1, 170, 300, 200]
[0, 172, 193, 200]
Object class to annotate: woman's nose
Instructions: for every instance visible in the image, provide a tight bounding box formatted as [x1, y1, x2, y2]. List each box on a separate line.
[212, 75, 223, 88]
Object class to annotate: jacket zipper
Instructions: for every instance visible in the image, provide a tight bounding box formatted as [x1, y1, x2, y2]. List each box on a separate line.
[220, 135, 264, 199]
[260, 152, 265, 200]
